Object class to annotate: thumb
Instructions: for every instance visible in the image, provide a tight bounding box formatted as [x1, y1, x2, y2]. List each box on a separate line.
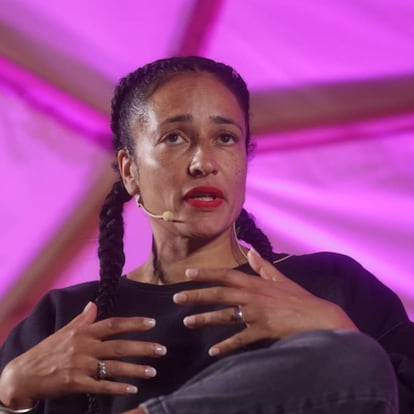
[248, 249, 290, 282]
[247, 249, 276, 280]
[81, 301, 98, 323]
[67, 301, 98, 329]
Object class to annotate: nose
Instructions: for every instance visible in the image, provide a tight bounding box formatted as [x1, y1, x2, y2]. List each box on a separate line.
[188, 145, 218, 177]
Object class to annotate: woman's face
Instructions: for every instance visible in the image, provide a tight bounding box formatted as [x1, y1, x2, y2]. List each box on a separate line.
[121, 72, 248, 239]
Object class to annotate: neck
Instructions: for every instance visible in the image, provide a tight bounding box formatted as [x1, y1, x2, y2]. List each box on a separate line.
[128, 228, 248, 284]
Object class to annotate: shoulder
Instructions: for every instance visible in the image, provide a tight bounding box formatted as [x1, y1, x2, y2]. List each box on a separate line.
[36, 280, 101, 328]
[272, 250, 385, 289]
[272, 251, 410, 338]
[273, 250, 360, 269]
[271, 251, 367, 289]
[4, 281, 99, 343]
[0, 281, 99, 371]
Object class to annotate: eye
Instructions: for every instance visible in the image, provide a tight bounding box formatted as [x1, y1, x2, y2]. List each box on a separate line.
[217, 133, 237, 145]
[161, 133, 185, 145]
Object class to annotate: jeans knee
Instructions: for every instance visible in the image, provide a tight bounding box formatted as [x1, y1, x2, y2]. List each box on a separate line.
[312, 330, 394, 378]
[143, 330, 398, 414]
[276, 329, 398, 401]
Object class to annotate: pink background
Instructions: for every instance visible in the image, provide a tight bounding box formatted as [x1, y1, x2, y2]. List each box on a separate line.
[0, 0, 413, 338]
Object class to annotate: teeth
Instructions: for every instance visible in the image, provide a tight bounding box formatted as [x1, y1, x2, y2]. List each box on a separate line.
[193, 195, 215, 200]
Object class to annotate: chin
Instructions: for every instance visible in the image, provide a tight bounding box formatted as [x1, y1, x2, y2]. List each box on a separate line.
[185, 219, 230, 239]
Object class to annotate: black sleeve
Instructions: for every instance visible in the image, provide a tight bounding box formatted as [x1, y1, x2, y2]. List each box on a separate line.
[329, 253, 414, 414]
[378, 321, 414, 414]
[0, 293, 57, 373]
[345, 255, 414, 414]
[0, 282, 98, 373]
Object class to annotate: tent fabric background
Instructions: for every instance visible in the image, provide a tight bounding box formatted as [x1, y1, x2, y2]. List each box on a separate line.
[0, 0, 413, 339]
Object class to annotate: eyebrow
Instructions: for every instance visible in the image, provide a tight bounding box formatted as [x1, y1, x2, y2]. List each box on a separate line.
[161, 114, 193, 125]
[210, 115, 243, 133]
[160, 114, 243, 133]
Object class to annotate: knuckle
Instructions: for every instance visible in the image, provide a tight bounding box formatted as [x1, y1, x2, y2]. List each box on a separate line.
[211, 288, 225, 301]
[99, 382, 113, 394]
[111, 341, 127, 357]
[234, 335, 245, 347]
[222, 311, 232, 323]
[61, 370, 80, 389]
[106, 318, 121, 331]
[65, 327, 79, 340]
[65, 344, 77, 357]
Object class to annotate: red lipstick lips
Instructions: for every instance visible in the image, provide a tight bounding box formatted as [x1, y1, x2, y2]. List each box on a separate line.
[183, 186, 224, 209]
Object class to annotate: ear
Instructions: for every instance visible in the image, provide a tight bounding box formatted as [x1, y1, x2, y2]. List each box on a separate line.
[117, 149, 140, 196]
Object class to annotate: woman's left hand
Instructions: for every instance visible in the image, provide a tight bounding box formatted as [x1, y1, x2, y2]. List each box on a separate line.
[173, 249, 358, 357]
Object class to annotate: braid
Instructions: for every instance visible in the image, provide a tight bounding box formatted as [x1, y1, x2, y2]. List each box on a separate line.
[96, 180, 132, 320]
[86, 180, 132, 414]
[236, 208, 273, 262]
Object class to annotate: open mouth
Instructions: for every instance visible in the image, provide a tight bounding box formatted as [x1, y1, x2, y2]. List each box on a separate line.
[190, 195, 218, 201]
[183, 187, 224, 209]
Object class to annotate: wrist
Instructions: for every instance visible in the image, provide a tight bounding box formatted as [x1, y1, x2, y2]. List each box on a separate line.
[326, 302, 359, 331]
[0, 364, 36, 412]
[0, 388, 37, 412]
[0, 401, 39, 413]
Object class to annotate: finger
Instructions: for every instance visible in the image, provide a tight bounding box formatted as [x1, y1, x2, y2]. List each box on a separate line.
[93, 360, 158, 380]
[87, 317, 157, 339]
[173, 286, 245, 306]
[247, 249, 287, 282]
[34, 369, 139, 398]
[183, 306, 247, 329]
[184, 267, 255, 288]
[76, 375, 139, 396]
[208, 330, 259, 357]
[81, 301, 98, 323]
[99, 339, 167, 360]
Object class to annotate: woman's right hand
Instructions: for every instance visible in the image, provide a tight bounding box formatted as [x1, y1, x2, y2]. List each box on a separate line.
[0, 302, 166, 410]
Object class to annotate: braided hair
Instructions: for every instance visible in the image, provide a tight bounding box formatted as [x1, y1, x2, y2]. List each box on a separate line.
[88, 56, 273, 413]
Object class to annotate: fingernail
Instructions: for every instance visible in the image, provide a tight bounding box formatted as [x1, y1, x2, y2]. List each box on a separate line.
[144, 367, 157, 378]
[185, 268, 199, 278]
[83, 301, 94, 313]
[143, 318, 156, 327]
[208, 347, 220, 357]
[183, 316, 195, 327]
[126, 385, 138, 394]
[173, 292, 187, 303]
[155, 345, 167, 356]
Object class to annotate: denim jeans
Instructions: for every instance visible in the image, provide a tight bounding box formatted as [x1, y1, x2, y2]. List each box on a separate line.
[141, 330, 398, 413]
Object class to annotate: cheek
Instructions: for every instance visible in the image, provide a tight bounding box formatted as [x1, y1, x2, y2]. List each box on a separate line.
[135, 142, 176, 180]
[232, 153, 248, 180]
[227, 156, 248, 194]
[136, 156, 181, 198]
[136, 141, 160, 170]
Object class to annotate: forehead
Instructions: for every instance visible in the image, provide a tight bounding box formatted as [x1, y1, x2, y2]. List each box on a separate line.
[145, 72, 245, 122]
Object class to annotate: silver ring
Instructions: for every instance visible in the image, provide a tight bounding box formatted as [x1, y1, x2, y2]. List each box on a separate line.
[97, 360, 107, 380]
[231, 305, 244, 323]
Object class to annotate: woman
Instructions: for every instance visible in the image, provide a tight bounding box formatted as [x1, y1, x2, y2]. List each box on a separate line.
[0, 56, 413, 414]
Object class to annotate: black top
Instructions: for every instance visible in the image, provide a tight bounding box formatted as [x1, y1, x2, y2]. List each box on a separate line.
[1, 252, 413, 413]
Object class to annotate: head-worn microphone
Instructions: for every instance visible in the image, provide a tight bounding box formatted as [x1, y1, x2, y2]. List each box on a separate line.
[135, 194, 175, 222]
